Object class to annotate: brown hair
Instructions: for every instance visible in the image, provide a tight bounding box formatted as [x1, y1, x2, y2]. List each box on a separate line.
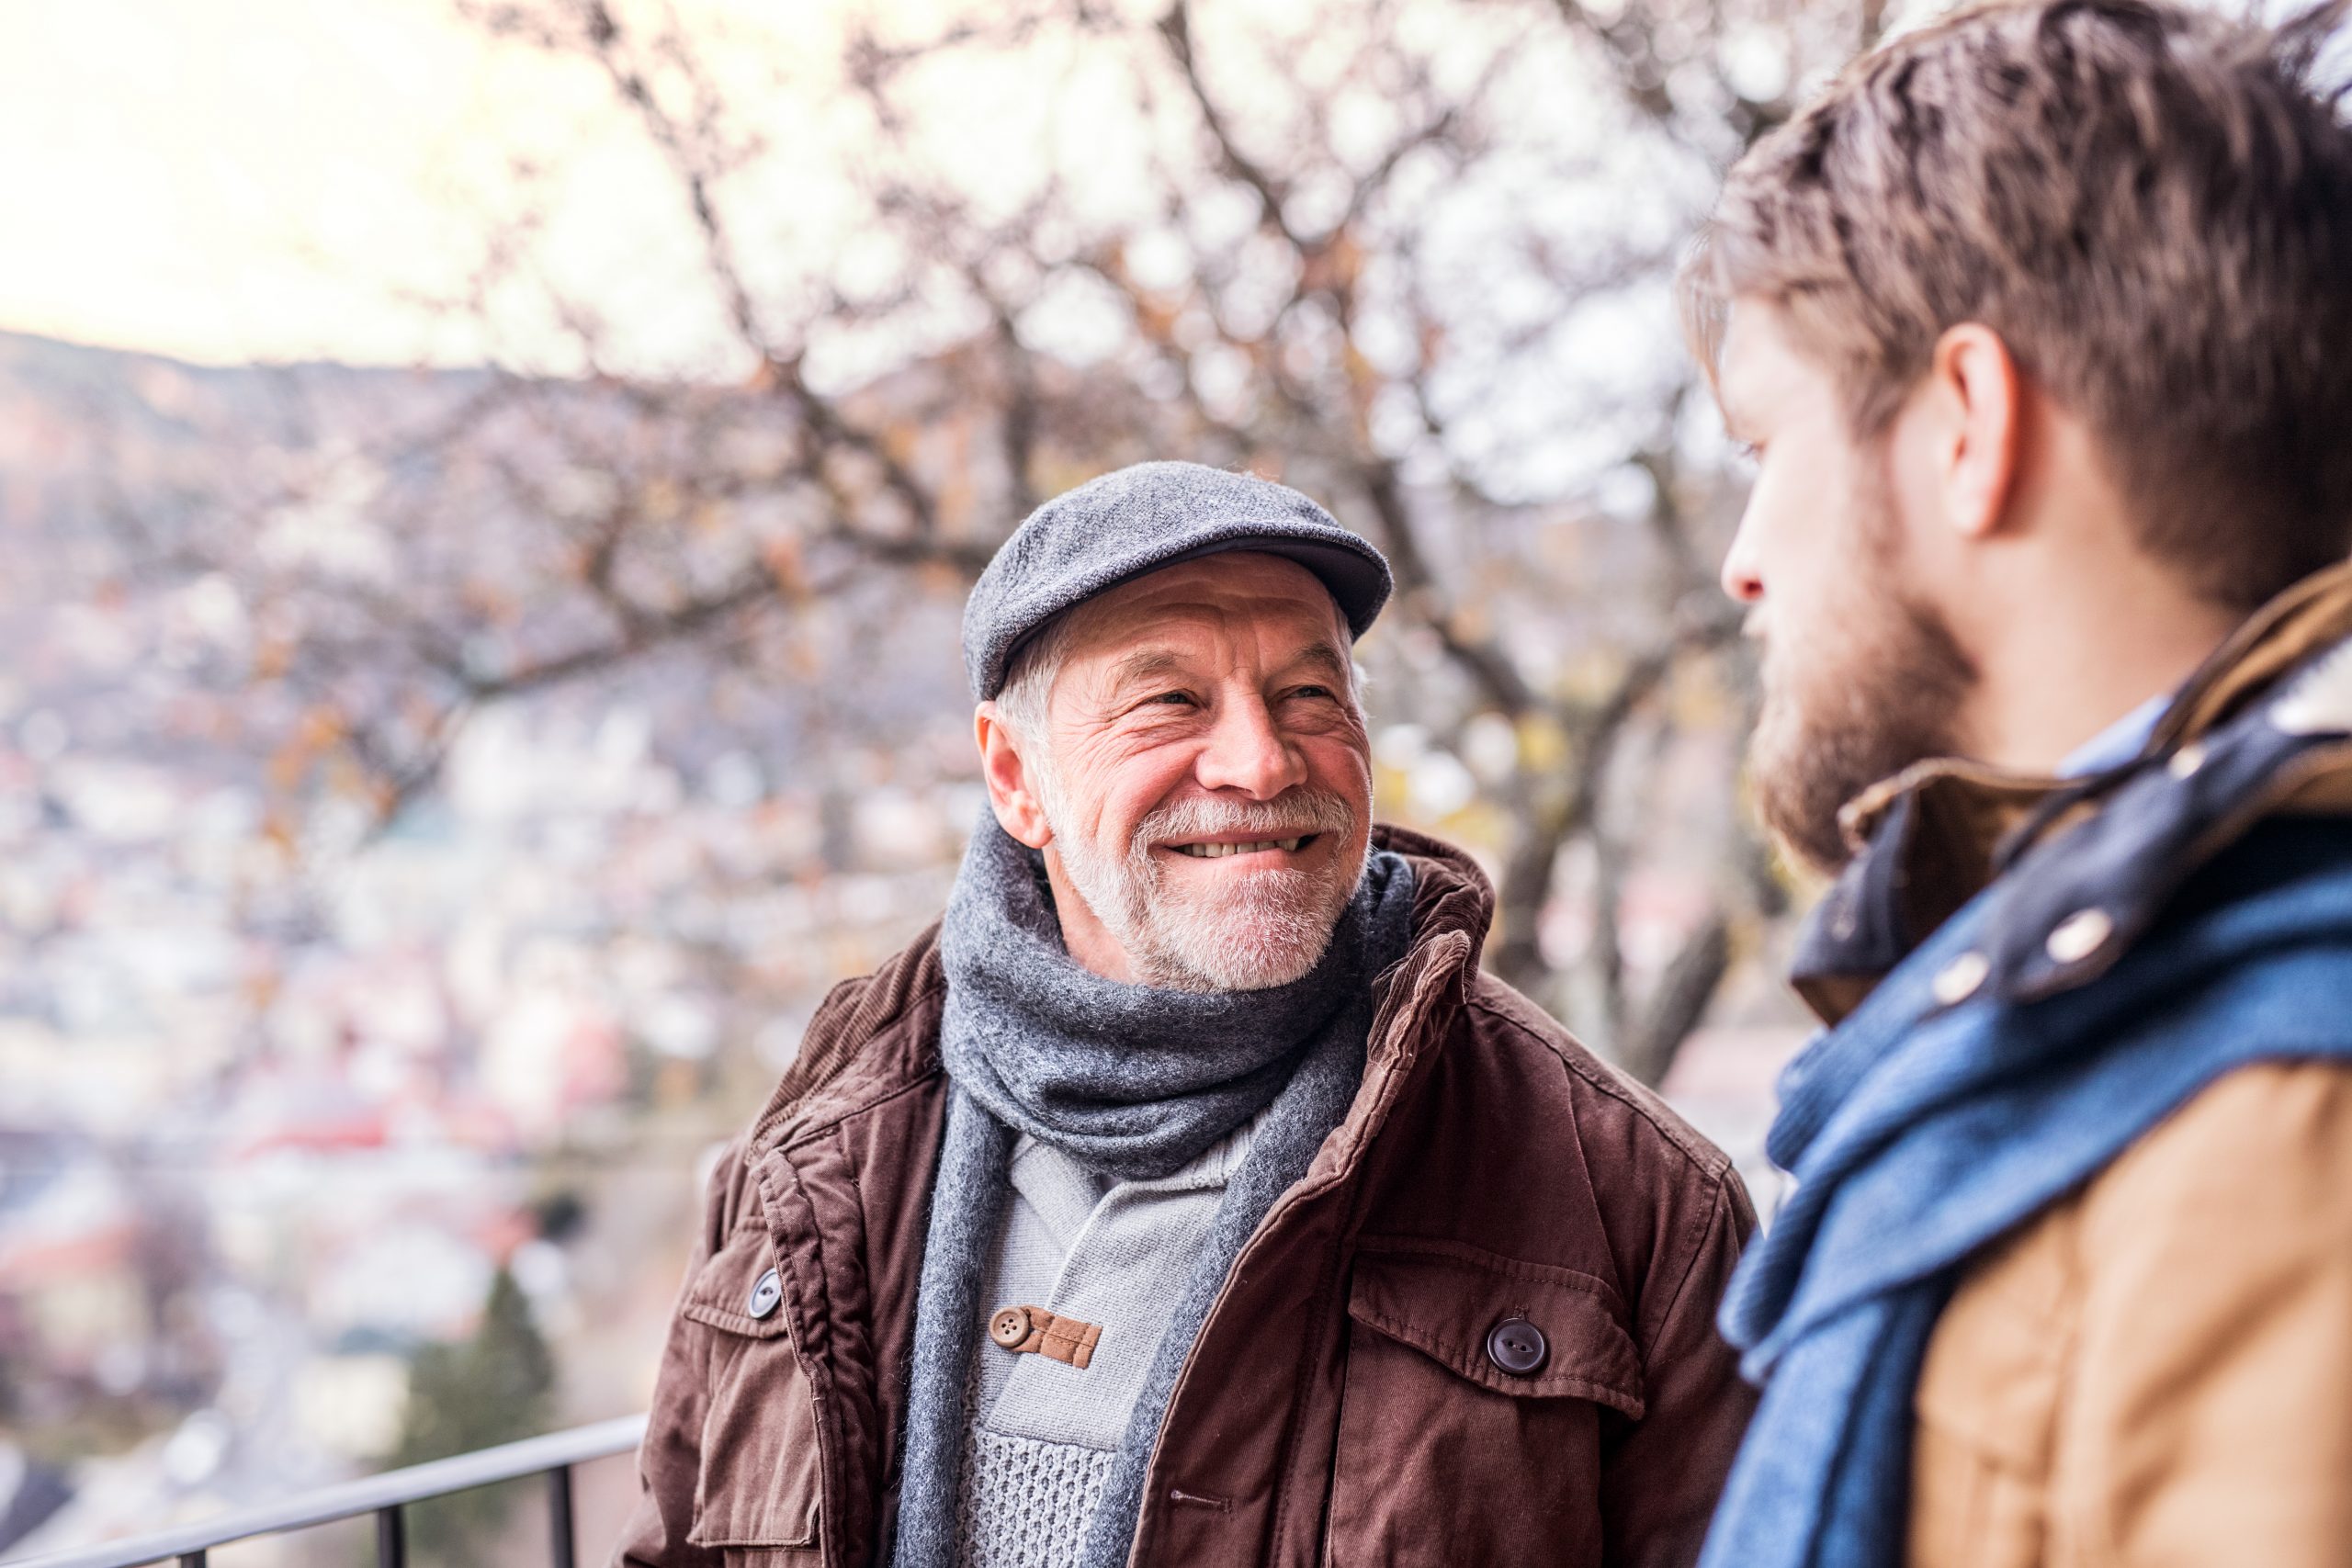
[1684, 0, 2352, 611]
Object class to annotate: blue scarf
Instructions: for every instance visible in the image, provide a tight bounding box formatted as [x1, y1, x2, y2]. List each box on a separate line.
[1699, 814, 2352, 1568]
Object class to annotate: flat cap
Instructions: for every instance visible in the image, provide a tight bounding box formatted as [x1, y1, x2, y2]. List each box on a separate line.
[962, 461, 1392, 700]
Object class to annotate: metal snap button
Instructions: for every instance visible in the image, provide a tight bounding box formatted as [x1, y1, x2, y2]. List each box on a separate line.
[2046, 908, 2114, 965]
[747, 1268, 783, 1320]
[989, 1305, 1034, 1349]
[1486, 1316, 1548, 1377]
[1931, 951, 1989, 1007]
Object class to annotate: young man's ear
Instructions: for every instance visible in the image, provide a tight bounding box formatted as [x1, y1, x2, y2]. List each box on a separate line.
[976, 703, 1054, 850]
[1928, 322, 2024, 540]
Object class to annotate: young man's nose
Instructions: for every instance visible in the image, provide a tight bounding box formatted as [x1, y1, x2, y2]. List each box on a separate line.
[1193, 694, 1310, 799]
[1720, 530, 1765, 603]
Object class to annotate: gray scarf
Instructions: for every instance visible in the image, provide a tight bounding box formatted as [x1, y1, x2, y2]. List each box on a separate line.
[891, 817, 1417, 1568]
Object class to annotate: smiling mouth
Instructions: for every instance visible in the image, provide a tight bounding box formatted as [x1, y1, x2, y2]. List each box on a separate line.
[1170, 835, 1317, 859]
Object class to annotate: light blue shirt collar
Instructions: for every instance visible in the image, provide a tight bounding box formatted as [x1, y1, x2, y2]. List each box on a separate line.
[2058, 691, 2173, 778]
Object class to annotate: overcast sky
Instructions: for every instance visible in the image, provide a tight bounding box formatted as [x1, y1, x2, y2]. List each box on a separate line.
[0, 0, 806, 367]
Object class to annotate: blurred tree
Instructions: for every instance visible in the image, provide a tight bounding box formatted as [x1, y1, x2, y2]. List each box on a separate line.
[102, 0, 1910, 1079]
[385, 1269, 556, 1568]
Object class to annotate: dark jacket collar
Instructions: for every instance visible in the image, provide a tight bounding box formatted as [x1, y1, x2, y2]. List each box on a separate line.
[1794, 560, 2352, 1025]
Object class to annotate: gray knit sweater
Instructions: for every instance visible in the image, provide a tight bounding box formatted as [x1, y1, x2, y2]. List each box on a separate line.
[950, 1116, 1261, 1567]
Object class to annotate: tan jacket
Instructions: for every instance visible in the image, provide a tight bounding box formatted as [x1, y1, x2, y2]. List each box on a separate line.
[1910, 1060, 2352, 1568]
[1800, 565, 2352, 1568]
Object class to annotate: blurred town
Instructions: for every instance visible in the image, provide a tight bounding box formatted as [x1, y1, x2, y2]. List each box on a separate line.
[0, 0, 1897, 1562]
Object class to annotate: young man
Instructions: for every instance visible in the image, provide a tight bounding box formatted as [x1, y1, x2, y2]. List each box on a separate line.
[612, 462, 1756, 1568]
[1681, 4, 2352, 1566]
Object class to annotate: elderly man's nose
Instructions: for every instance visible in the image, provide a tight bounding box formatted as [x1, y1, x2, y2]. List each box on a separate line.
[1195, 698, 1308, 798]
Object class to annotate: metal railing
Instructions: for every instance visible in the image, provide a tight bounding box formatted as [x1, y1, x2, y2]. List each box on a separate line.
[6, 1415, 648, 1568]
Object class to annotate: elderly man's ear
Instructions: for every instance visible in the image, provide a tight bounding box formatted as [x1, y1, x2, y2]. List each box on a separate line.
[975, 704, 1055, 851]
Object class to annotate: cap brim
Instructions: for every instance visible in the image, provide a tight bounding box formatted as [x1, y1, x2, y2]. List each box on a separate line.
[1149, 536, 1391, 639]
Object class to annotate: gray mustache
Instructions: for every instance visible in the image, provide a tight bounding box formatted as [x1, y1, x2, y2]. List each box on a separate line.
[1133, 790, 1357, 849]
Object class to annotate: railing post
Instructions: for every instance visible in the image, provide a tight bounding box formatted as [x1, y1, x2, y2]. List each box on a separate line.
[376, 1506, 405, 1568]
[548, 1465, 577, 1568]
[178, 1553, 207, 1568]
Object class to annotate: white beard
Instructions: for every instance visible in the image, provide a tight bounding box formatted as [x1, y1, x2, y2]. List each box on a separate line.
[1035, 769, 1365, 993]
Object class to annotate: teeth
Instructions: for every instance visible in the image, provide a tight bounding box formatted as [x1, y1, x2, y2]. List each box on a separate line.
[1173, 837, 1307, 858]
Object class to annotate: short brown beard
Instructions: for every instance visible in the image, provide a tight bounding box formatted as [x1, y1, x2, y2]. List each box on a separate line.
[1747, 459, 1977, 874]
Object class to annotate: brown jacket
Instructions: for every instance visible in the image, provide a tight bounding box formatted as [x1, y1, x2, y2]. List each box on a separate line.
[1791, 564, 2352, 1568]
[614, 829, 1756, 1568]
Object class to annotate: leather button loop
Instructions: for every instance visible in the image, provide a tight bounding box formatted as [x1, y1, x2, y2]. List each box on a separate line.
[1487, 1316, 1548, 1376]
[989, 1305, 1034, 1348]
[746, 1268, 783, 1321]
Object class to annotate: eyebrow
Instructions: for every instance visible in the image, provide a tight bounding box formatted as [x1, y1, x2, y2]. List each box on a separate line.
[1101, 639, 1352, 694]
[1289, 640, 1351, 685]
[1104, 649, 1191, 692]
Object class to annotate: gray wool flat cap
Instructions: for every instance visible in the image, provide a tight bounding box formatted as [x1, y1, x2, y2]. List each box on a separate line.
[962, 460, 1393, 700]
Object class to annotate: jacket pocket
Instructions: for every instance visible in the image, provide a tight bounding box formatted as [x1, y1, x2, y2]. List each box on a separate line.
[681, 1224, 822, 1561]
[1324, 1238, 1642, 1568]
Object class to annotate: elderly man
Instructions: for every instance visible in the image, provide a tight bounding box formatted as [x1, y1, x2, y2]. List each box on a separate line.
[613, 462, 1755, 1568]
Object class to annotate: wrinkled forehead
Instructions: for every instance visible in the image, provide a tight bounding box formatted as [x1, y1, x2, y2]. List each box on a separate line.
[1057, 551, 1351, 670]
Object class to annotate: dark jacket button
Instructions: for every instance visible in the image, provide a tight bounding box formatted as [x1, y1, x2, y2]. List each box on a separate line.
[1486, 1316, 1548, 1376]
[747, 1268, 783, 1320]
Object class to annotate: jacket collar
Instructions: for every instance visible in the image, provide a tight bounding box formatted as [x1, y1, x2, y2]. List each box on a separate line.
[1794, 559, 2352, 1025]
[747, 825, 1497, 1154]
